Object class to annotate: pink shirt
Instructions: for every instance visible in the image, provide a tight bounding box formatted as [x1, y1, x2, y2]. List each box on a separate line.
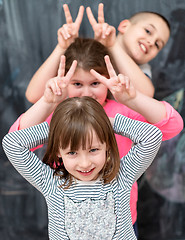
[9, 99, 184, 224]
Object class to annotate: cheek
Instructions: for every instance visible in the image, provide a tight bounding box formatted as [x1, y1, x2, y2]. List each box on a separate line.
[62, 159, 74, 173]
[148, 49, 159, 61]
[67, 86, 80, 98]
[96, 86, 108, 98]
[97, 152, 107, 168]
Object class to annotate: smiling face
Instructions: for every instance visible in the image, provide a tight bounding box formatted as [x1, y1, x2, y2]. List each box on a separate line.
[43, 97, 120, 187]
[67, 68, 108, 106]
[117, 13, 170, 64]
[58, 130, 107, 181]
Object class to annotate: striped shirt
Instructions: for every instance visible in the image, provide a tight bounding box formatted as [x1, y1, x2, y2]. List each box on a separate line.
[2, 114, 162, 240]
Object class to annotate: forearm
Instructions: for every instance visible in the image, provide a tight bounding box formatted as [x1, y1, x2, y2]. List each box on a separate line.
[26, 44, 65, 103]
[122, 91, 166, 123]
[110, 42, 154, 97]
[20, 96, 57, 129]
[114, 113, 162, 184]
[2, 122, 50, 191]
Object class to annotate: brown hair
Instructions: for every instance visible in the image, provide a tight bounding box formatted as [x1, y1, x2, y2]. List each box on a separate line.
[64, 37, 116, 77]
[43, 96, 120, 188]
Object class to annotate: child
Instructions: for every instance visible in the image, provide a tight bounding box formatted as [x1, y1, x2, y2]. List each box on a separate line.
[25, 3, 170, 103]
[2, 95, 163, 240]
[9, 37, 183, 232]
[86, 3, 171, 97]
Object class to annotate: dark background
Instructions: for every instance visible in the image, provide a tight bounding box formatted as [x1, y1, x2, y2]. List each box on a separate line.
[0, 0, 185, 239]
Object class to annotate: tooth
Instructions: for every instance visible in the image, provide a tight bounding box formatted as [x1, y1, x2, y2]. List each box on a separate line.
[140, 44, 146, 52]
[81, 170, 90, 173]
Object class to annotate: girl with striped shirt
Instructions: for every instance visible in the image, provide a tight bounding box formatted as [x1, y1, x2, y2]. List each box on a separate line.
[3, 95, 162, 240]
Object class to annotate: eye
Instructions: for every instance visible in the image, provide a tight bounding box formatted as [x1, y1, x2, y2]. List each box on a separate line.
[91, 82, 100, 87]
[89, 148, 99, 153]
[73, 82, 82, 87]
[155, 42, 160, 49]
[145, 29, 151, 35]
[67, 151, 77, 156]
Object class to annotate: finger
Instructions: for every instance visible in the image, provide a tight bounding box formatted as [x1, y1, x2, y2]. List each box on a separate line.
[98, 3, 104, 23]
[119, 75, 129, 89]
[58, 55, 66, 78]
[63, 4, 73, 24]
[86, 7, 97, 27]
[102, 23, 109, 38]
[75, 6, 84, 27]
[124, 76, 130, 89]
[61, 25, 71, 39]
[105, 26, 112, 36]
[47, 78, 61, 95]
[104, 55, 117, 78]
[65, 60, 77, 81]
[90, 69, 108, 86]
[55, 79, 62, 95]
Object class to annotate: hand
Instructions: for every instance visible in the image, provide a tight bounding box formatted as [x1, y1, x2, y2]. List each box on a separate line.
[86, 3, 116, 48]
[90, 55, 136, 104]
[57, 4, 84, 50]
[44, 55, 77, 103]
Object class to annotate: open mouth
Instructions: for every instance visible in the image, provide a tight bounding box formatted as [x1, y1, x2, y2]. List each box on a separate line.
[139, 43, 147, 53]
[78, 168, 95, 176]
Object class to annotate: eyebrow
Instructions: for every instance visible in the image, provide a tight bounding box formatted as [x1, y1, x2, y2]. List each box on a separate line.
[70, 78, 99, 83]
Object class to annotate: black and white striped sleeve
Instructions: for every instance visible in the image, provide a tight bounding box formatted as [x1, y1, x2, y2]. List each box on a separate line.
[2, 122, 54, 195]
[113, 113, 162, 187]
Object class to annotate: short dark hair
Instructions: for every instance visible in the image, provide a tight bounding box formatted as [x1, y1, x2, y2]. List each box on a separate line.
[130, 11, 171, 32]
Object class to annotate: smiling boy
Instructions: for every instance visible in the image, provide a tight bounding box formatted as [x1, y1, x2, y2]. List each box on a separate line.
[116, 12, 170, 65]
[86, 4, 171, 97]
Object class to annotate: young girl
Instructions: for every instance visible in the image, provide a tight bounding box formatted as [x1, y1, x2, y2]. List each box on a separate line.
[2, 96, 163, 240]
[9, 37, 183, 231]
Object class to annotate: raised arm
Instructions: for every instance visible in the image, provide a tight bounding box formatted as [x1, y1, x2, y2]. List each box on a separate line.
[86, 3, 154, 97]
[113, 113, 162, 184]
[110, 41, 155, 97]
[20, 56, 77, 129]
[26, 4, 84, 103]
[91, 55, 164, 123]
[91, 55, 183, 139]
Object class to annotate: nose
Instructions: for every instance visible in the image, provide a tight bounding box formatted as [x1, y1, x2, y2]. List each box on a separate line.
[79, 154, 91, 170]
[81, 86, 93, 97]
[147, 37, 155, 46]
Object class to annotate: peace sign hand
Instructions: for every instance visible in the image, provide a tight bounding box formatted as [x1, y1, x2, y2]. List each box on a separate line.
[86, 3, 116, 48]
[44, 55, 77, 103]
[90, 55, 136, 104]
[57, 4, 84, 50]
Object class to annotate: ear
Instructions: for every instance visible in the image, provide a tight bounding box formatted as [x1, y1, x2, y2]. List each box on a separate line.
[118, 19, 131, 34]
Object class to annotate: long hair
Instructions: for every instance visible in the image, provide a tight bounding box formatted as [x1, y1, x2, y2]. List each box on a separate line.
[43, 96, 120, 188]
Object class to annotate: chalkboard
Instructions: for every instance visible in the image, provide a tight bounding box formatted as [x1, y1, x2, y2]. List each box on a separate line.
[0, 1, 185, 239]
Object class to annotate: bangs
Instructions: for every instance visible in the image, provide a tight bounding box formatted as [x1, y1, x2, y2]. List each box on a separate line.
[59, 118, 106, 151]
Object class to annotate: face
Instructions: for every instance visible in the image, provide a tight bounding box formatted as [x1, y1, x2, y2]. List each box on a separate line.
[118, 15, 170, 64]
[67, 68, 108, 106]
[58, 130, 107, 181]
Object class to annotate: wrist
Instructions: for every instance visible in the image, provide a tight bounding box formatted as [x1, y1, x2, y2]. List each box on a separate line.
[108, 40, 119, 52]
[120, 90, 139, 108]
[56, 43, 67, 53]
[41, 96, 58, 111]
